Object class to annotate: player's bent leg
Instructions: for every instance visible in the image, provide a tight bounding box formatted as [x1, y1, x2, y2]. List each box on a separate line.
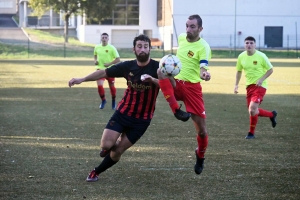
[110, 133, 133, 161]
[100, 129, 121, 157]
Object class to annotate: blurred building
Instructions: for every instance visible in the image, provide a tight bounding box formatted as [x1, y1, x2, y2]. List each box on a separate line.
[14, 0, 300, 49]
[0, 0, 17, 14]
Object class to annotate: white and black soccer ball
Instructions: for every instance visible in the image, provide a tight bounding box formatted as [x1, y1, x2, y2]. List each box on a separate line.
[159, 54, 182, 77]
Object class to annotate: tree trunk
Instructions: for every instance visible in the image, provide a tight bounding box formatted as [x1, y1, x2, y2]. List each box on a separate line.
[64, 14, 69, 43]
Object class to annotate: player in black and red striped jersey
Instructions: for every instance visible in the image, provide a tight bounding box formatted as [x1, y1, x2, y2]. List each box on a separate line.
[68, 34, 190, 182]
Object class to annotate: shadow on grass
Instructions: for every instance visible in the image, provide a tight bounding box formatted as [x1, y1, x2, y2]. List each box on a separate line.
[0, 87, 300, 199]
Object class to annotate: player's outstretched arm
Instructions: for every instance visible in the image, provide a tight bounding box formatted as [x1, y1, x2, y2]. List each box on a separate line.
[68, 70, 107, 87]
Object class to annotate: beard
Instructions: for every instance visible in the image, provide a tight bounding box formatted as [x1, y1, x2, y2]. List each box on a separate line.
[186, 32, 198, 41]
[135, 52, 150, 62]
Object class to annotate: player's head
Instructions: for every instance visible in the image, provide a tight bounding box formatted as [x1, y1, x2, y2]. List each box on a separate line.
[244, 36, 256, 52]
[186, 14, 203, 41]
[101, 33, 109, 45]
[133, 34, 151, 62]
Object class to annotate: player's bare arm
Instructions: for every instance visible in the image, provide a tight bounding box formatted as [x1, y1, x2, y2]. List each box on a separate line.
[256, 68, 273, 86]
[234, 71, 242, 94]
[94, 55, 98, 65]
[69, 70, 108, 87]
[104, 57, 121, 67]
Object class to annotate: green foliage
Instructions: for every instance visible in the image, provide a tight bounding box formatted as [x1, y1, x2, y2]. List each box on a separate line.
[81, 0, 117, 24]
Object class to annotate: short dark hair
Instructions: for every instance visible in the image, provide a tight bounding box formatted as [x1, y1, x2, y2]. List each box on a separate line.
[188, 14, 202, 27]
[101, 33, 109, 36]
[244, 36, 256, 42]
[133, 34, 151, 47]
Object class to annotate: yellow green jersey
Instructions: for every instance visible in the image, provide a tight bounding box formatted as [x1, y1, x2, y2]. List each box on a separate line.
[175, 33, 211, 83]
[236, 50, 273, 88]
[94, 44, 120, 70]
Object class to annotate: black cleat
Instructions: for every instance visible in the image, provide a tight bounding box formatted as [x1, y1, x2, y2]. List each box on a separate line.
[245, 132, 255, 139]
[174, 105, 191, 122]
[194, 149, 205, 175]
[270, 111, 277, 128]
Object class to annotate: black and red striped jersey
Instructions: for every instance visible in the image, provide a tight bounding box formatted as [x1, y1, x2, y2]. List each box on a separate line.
[106, 59, 160, 120]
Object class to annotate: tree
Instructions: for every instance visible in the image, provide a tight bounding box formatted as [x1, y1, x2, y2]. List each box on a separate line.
[29, 0, 116, 43]
[82, 0, 116, 25]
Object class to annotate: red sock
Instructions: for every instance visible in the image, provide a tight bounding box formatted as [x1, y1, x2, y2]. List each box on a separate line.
[109, 85, 116, 99]
[196, 134, 208, 158]
[258, 108, 273, 117]
[158, 79, 179, 113]
[249, 114, 258, 134]
[98, 85, 105, 100]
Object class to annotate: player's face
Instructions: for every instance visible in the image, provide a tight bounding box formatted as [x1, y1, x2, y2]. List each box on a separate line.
[134, 40, 150, 62]
[244, 40, 256, 52]
[186, 19, 203, 42]
[101, 35, 109, 45]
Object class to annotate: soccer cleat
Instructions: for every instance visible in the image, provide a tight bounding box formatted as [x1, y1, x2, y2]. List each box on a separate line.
[112, 100, 116, 110]
[245, 132, 255, 139]
[86, 169, 99, 182]
[194, 149, 205, 175]
[174, 105, 191, 122]
[99, 99, 107, 109]
[99, 149, 111, 158]
[270, 111, 277, 128]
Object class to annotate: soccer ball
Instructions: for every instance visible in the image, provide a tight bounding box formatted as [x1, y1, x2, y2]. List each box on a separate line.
[159, 54, 182, 76]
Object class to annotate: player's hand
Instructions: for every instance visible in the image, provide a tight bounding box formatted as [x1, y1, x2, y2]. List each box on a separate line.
[234, 85, 239, 94]
[68, 78, 84, 87]
[201, 71, 211, 81]
[104, 63, 110, 67]
[256, 79, 263, 86]
[94, 61, 99, 65]
[140, 74, 153, 82]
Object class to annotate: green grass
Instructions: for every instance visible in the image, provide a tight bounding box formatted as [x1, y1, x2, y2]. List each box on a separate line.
[0, 59, 299, 199]
[1, 29, 300, 59]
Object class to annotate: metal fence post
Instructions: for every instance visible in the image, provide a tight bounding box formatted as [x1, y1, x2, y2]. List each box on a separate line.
[28, 34, 30, 58]
[64, 42, 66, 58]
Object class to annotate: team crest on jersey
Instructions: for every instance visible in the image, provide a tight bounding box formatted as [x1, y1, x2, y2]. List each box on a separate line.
[253, 61, 257, 65]
[187, 50, 194, 58]
[129, 72, 134, 76]
[106, 50, 108, 53]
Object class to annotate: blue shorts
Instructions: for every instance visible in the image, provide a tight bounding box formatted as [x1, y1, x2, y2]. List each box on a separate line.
[105, 111, 151, 144]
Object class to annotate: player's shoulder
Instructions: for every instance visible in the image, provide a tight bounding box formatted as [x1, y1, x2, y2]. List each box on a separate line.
[255, 50, 267, 57]
[238, 51, 247, 57]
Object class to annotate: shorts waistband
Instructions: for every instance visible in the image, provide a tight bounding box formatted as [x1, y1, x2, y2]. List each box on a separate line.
[175, 79, 199, 85]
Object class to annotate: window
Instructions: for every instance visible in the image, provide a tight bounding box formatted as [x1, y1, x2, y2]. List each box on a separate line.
[112, 0, 139, 25]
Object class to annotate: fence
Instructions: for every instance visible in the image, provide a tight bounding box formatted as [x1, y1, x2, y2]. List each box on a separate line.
[1, 34, 299, 59]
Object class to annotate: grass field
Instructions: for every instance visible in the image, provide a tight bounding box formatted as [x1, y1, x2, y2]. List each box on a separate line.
[0, 59, 300, 200]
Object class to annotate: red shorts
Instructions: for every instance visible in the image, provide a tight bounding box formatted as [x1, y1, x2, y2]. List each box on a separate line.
[98, 77, 115, 83]
[246, 84, 267, 107]
[96, 69, 115, 83]
[174, 79, 206, 118]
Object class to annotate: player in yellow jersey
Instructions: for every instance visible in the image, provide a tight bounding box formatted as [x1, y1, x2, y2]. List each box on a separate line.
[158, 14, 211, 175]
[234, 36, 277, 139]
[94, 33, 120, 110]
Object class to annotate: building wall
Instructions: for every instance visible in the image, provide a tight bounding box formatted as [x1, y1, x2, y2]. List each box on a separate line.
[77, 0, 166, 48]
[0, 0, 17, 14]
[172, 0, 300, 48]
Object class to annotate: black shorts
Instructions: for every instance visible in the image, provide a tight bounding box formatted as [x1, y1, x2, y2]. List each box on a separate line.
[105, 111, 151, 144]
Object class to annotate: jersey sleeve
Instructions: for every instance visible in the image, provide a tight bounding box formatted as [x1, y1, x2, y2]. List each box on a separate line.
[111, 45, 120, 58]
[106, 61, 127, 78]
[236, 54, 243, 71]
[199, 42, 211, 69]
[93, 45, 97, 55]
[262, 53, 273, 70]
